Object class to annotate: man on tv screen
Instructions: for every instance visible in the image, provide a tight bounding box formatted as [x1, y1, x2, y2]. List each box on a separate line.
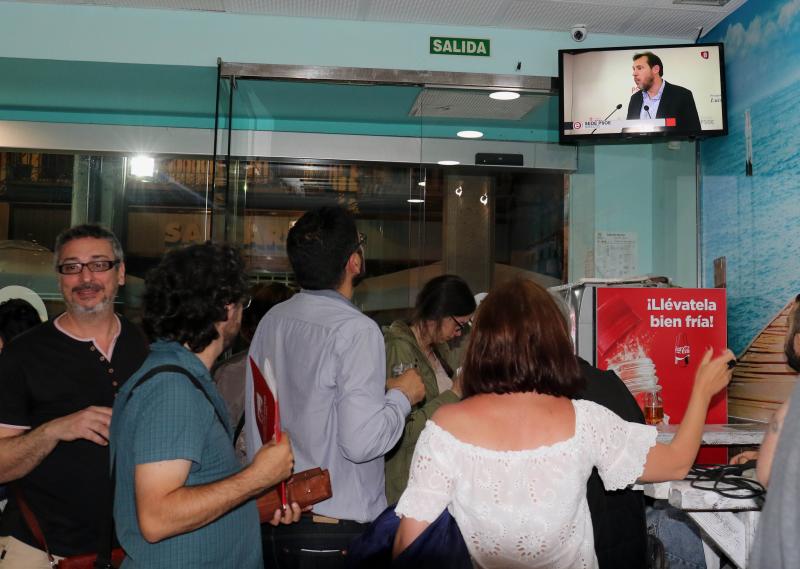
[626, 51, 701, 133]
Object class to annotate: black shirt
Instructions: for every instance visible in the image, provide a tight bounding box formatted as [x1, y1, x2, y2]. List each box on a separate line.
[0, 316, 148, 556]
[578, 357, 648, 569]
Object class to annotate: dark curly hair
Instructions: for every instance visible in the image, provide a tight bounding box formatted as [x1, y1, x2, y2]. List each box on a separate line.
[142, 242, 248, 353]
[287, 207, 360, 290]
[461, 278, 584, 398]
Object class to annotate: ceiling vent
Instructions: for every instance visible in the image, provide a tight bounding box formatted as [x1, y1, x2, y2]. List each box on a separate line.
[409, 88, 547, 121]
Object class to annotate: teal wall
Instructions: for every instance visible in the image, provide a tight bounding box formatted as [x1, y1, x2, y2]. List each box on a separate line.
[0, 1, 677, 73]
[0, 1, 680, 136]
[569, 141, 698, 286]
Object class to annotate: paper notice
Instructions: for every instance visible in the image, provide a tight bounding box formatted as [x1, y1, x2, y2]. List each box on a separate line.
[595, 231, 638, 278]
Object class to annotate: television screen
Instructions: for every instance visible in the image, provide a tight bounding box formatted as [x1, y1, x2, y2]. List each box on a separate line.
[559, 43, 727, 142]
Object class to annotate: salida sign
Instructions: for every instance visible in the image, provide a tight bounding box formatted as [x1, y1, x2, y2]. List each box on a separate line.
[430, 37, 490, 56]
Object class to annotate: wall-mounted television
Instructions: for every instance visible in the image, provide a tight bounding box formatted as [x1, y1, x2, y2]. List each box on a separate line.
[559, 43, 727, 143]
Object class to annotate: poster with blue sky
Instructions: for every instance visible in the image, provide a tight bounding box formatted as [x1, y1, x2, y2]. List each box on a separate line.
[701, 0, 800, 354]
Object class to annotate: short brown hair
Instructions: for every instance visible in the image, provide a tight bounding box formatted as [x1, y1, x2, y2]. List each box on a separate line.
[633, 51, 664, 77]
[461, 279, 584, 398]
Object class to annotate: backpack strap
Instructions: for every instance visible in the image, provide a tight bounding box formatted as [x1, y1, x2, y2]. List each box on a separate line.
[126, 364, 228, 432]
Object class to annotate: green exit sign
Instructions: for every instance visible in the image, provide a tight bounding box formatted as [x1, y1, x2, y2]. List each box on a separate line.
[430, 37, 490, 57]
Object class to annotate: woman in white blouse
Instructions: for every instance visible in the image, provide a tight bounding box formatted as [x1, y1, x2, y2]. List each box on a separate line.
[393, 278, 734, 569]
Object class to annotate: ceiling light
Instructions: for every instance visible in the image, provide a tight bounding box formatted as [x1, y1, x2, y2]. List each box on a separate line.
[437, 160, 460, 166]
[457, 130, 484, 139]
[407, 198, 425, 204]
[417, 181, 426, 187]
[130, 155, 155, 178]
[489, 91, 520, 101]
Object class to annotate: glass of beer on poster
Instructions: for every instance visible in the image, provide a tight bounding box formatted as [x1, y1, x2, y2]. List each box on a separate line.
[643, 385, 664, 425]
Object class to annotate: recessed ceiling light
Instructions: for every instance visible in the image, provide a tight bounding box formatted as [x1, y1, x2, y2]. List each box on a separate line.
[130, 155, 155, 178]
[489, 91, 520, 101]
[417, 181, 426, 187]
[437, 160, 460, 166]
[457, 130, 484, 139]
[407, 198, 425, 203]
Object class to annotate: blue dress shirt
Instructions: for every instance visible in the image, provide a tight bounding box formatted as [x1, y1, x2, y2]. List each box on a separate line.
[640, 79, 666, 120]
[245, 289, 411, 523]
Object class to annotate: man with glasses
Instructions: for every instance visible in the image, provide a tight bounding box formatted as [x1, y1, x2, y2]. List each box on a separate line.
[246, 206, 425, 568]
[0, 224, 149, 568]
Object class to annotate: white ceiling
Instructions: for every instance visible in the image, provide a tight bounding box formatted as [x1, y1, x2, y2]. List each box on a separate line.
[11, 0, 747, 40]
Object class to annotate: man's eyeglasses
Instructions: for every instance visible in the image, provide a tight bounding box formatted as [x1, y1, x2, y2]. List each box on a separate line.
[241, 295, 252, 310]
[56, 260, 120, 275]
[451, 316, 472, 334]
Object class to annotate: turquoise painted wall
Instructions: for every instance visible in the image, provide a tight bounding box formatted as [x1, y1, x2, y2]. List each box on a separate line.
[568, 141, 698, 285]
[0, 1, 678, 74]
[0, 1, 681, 135]
[594, 144, 654, 276]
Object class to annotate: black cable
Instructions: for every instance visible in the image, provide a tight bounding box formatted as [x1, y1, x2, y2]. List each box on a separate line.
[687, 463, 766, 500]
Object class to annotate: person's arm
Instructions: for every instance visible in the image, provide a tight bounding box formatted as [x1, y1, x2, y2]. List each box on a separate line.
[752, 397, 790, 486]
[0, 406, 112, 483]
[394, 517, 431, 558]
[730, 449, 759, 465]
[638, 348, 734, 482]
[135, 435, 298, 542]
[392, 422, 455, 558]
[336, 327, 417, 463]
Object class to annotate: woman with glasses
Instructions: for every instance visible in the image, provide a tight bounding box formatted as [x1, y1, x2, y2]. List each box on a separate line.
[383, 274, 476, 504]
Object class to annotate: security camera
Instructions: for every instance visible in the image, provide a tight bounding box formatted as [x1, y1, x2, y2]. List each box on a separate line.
[571, 25, 587, 42]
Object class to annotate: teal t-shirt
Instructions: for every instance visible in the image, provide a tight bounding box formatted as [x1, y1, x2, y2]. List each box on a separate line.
[110, 341, 262, 569]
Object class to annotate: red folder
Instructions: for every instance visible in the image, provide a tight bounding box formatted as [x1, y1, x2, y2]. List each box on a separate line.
[249, 355, 288, 509]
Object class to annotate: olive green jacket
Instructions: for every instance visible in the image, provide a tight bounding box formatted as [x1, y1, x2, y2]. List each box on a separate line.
[383, 320, 461, 504]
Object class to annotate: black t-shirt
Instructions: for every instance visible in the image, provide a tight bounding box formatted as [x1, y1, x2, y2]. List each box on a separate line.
[0, 316, 148, 556]
[577, 357, 648, 569]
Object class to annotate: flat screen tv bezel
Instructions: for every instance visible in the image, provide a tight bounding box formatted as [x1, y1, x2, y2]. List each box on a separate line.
[558, 42, 728, 144]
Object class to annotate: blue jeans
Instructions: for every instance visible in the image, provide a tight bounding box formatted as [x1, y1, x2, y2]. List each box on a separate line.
[646, 501, 707, 569]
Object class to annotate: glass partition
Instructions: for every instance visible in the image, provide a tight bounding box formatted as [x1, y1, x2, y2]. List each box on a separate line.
[0, 65, 698, 324]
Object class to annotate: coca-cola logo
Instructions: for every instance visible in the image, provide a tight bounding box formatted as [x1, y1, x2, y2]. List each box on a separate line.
[675, 345, 690, 355]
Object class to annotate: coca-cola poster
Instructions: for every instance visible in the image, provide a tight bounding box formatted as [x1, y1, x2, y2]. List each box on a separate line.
[595, 288, 727, 463]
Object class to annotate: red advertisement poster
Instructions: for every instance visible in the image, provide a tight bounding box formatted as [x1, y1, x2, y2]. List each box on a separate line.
[595, 288, 727, 463]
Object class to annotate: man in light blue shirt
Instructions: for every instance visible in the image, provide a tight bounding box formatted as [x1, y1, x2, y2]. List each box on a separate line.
[246, 206, 425, 568]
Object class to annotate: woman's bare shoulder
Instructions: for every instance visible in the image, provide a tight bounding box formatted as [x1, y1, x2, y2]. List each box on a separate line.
[430, 398, 474, 430]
